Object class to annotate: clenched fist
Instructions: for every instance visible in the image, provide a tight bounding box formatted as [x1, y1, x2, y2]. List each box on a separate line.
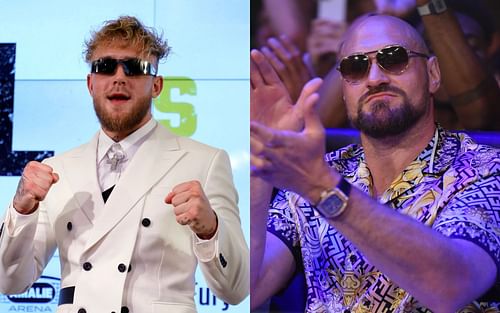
[13, 161, 59, 215]
[165, 180, 218, 240]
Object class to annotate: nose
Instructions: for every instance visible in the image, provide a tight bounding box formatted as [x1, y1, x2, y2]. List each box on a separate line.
[365, 57, 390, 88]
[113, 63, 127, 84]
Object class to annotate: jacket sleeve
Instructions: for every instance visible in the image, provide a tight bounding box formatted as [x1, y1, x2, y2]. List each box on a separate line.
[0, 201, 57, 294]
[193, 149, 249, 305]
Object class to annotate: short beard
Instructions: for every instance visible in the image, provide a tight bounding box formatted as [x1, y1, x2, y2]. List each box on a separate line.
[351, 85, 427, 139]
[94, 97, 151, 134]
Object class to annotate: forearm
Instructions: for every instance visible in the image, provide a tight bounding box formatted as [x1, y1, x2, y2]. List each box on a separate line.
[0, 206, 39, 294]
[422, 9, 485, 94]
[199, 150, 249, 304]
[198, 216, 249, 305]
[329, 186, 496, 311]
[421, 8, 500, 129]
[250, 181, 297, 309]
[250, 176, 296, 308]
[250, 176, 273, 292]
[251, 232, 295, 310]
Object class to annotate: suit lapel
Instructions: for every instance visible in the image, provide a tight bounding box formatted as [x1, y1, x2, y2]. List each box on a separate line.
[62, 133, 104, 224]
[82, 125, 186, 252]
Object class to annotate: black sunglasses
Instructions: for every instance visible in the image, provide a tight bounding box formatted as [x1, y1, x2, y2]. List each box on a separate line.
[91, 57, 157, 76]
[337, 45, 429, 83]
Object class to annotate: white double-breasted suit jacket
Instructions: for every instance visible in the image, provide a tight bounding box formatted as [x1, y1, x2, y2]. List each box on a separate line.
[0, 123, 249, 313]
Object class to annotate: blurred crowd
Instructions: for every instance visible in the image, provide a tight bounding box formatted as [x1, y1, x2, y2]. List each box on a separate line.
[251, 0, 500, 130]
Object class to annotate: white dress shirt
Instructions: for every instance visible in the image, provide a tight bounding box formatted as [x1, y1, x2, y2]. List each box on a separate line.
[97, 118, 156, 192]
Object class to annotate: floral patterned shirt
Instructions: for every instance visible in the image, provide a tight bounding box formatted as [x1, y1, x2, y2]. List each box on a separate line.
[268, 128, 500, 313]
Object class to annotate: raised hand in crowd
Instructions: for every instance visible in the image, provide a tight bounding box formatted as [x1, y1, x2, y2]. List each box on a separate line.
[416, 0, 500, 129]
[260, 36, 313, 102]
[306, 17, 350, 128]
[260, 0, 315, 52]
[307, 18, 347, 78]
[374, 0, 500, 129]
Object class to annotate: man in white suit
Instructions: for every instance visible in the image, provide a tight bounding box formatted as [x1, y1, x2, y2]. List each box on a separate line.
[0, 16, 249, 313]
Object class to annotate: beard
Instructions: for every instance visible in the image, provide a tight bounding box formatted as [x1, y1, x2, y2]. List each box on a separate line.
[350, 85, 428, 139]
[93, 96, 151, 134]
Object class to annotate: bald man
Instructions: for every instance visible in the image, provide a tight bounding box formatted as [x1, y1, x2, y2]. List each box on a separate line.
[250, 14, 500, 312]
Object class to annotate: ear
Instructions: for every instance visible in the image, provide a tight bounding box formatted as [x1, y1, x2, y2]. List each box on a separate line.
[426, 56, 441, 94]
[152, 75, 164, 98]
[86, 74, 93, 95]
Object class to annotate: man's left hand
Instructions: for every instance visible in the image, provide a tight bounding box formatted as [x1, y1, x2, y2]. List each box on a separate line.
[165, 181, 217, 239]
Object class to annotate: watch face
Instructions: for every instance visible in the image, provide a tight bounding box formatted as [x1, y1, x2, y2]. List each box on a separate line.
[322, 195, 344, 215]
[316, 179, 350, 219]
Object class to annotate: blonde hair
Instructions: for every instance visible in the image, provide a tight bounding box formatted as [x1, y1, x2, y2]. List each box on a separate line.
[84, 16, 170, 63]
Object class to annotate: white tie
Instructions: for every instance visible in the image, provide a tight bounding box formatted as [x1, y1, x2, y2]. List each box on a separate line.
[101, 143, 127, 191]
[107, 143, 126, 171]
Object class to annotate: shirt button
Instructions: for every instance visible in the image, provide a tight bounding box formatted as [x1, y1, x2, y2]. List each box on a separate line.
[141, 218, 151, 227]
[78, 309, 86, 313]
[67, 222, 72, 231]
[128, 264, 132, 272]
[118, 263, 127, 272]
[83, 262, 92, 271]
[121, 306, 129, 313]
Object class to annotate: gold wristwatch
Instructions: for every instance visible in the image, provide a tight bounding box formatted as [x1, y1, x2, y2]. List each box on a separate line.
[315, 177, 351, 219]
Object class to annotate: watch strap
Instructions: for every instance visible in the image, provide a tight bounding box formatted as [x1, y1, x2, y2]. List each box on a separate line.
[336, 176, 351, 197]
[417, 0, 447, 16]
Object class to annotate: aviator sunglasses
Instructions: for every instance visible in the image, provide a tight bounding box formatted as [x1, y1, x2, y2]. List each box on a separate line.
[337, 45, 429, 83]
[91, 57, 157, 76]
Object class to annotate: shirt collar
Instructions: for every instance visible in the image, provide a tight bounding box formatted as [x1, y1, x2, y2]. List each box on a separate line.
[331, 125, 459, 202]
[97, 118, 157, 164]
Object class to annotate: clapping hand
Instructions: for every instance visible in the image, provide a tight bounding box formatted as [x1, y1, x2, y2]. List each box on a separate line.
[251, 75, 331, 203]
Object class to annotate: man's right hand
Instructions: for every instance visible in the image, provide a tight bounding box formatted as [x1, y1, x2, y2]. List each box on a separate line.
[13, 161, 59, 215]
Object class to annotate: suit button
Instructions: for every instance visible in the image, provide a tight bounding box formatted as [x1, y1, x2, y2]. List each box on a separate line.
[83, 262, 92, 271]
[128, 264, 132, 272]
[219, 253, 227, 268]
[141, 218, 151, 227]
[118, 263, 127, 272]
[67, 222, 72, 231]
[78, 309, 86, 313]
[121, 306, 129, 313]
